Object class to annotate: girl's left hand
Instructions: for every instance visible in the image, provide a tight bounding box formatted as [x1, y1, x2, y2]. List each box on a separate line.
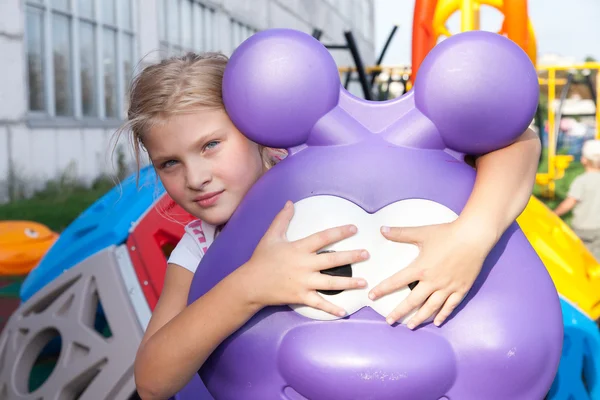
[368, 220, 498, 329]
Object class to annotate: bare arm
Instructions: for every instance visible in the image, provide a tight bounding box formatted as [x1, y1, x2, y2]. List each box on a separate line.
[554, 197, 578, 217]
[368, 128, 543, 327]
[134, 264, 259, 400]
[134, 204, 366, 399]
[458, 127, 542, 245]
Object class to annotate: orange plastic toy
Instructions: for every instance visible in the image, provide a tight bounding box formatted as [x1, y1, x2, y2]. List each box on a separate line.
[0, 221, 58, 276]
[412, 0, 536, 81]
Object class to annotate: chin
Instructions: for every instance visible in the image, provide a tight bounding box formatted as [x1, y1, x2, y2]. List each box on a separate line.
[194, 205, 234, 227]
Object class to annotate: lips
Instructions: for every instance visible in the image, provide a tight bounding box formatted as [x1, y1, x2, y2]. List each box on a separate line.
[194, 190, 224, 207]
[285, 195, 458, 323]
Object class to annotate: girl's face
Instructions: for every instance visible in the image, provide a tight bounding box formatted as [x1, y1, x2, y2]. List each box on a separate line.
[144, 109, 265, 226]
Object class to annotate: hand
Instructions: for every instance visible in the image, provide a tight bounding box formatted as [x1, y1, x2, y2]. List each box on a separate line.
[369, 220, 496, 329]
[240, 201, 370, 317]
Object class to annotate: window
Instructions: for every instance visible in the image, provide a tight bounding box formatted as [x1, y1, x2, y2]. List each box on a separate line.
[230, 19, 257, 49]
[25, 0, 136, 120]
[158, 0, 217, 57]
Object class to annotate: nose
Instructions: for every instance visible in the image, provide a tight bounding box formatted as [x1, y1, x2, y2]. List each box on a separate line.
[185, 161, 212, 190]
[278, 308, 456, 400]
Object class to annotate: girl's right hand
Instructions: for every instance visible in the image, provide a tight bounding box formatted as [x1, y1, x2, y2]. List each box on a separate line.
[239, 201, 369, 317]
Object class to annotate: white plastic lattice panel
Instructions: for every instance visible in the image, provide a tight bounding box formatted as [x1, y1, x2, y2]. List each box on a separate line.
[0, 246, 143, 400]
[114, 245, 152, 331]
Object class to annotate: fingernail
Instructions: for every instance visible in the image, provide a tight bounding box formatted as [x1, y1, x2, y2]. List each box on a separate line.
[360, 250, 369, 259]
[284, 201, 292, 208]
[357, 279, 367, 287]
[368, 292, 375, 300]
[386, 317, 395, 325]
[407, 322, 415, 330]
[381, 226, 390, 233]
[434, 320, 441, 327]
[338, 310, 347, 317]
[349, 225, 357, 233]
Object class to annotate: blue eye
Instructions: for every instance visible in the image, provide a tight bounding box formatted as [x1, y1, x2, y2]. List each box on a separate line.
[160, 160, 178, 169]
[205, 140, 220, 150]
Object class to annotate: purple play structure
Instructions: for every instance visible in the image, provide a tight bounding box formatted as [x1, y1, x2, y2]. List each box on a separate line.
[187, 29, 563, 399]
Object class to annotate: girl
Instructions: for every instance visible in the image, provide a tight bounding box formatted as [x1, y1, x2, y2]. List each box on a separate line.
[126, 52, 541, 399]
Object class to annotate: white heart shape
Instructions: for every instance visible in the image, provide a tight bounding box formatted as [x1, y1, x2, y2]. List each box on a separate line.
[286, 196, 458, 324]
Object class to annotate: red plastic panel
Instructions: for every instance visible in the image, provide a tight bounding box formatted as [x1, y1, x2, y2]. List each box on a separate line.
[128, 194, 195, 310]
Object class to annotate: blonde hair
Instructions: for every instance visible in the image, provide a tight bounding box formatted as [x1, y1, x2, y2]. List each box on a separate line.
[582, 139, 600, 168]
[115, 51, 277, 174]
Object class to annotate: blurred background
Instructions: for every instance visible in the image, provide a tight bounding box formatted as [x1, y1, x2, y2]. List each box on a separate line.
[0, 0, 597, 217]
[0, 0, 375, 208]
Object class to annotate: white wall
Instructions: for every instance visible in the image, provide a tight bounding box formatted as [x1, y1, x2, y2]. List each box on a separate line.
[0, 0, 375, 203]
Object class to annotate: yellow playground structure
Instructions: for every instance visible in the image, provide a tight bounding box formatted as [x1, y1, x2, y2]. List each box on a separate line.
[521, 61, 600, 320]
[536, 62, 600, 197]
[339, 0, 600, 320]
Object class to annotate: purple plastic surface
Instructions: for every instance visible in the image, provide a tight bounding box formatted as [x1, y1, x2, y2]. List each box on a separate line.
[174, 375, 212, 400]
[186, 29, 562, 400]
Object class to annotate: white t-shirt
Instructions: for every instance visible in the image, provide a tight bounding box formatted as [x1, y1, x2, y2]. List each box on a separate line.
[167, 219, 217, 273]
[568, 171, 600, 231]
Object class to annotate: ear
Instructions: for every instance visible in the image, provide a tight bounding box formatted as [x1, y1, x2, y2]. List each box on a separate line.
[222, 29, 341, 148]
[414, 31, 539, 155]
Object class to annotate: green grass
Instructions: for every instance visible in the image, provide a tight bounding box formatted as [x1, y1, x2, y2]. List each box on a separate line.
[0, 178, 115, 233]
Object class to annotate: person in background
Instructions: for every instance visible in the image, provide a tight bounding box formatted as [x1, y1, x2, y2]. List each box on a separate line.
[554, 139, 600, 260]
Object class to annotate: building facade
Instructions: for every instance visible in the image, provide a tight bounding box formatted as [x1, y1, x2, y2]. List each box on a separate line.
[0, 0, 375, 202]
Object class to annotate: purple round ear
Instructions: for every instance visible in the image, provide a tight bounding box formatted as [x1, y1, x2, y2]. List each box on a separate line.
[222, 29, 341, 148]
[414, 31, 539, 155]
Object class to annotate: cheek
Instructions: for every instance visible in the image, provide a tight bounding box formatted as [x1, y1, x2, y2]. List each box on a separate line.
[158, 172, 186, 200]
[217, 147, 263, 190]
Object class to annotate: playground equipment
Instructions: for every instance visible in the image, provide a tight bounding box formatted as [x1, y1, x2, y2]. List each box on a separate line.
[548, 297, 600, 399]
[536, 62, 600, 197]
[187, 28, 562, 399]
[410, 0, 600, 199]
[0, 178, 589, 398]
[331, 0, 600, 321]
[433, 0, 536, 64]
[312, 25, 400, 101]
[342, 62, 600, 199]
[0, 247, 144, 399]
[0, 221, 57, 276]
[19, 166, 164, 302]
[517, 197, 600, 321]
[412, 0, 535, 81]
[0, 12, 596, 397]
[127, 194, 195, 315]
[406, 0, 600, 320]
[0, 191, 210, 400]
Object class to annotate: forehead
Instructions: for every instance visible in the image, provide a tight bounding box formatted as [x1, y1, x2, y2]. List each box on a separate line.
[144, 109, 231, 151]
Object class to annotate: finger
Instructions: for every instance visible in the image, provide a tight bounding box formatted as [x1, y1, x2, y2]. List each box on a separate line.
[295, 224, 358, 253]
[385, 282, 432, 325]
[304, 292, 347, 318]
[266, 201, 294, 238]
[311, 274, 367, 292]
[369, 266, 422, 300]
[405, 290, 449, 330]
[315, 249, 369, 271]
[380, 225, 429, 245]
[433, 291, 465, 327]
